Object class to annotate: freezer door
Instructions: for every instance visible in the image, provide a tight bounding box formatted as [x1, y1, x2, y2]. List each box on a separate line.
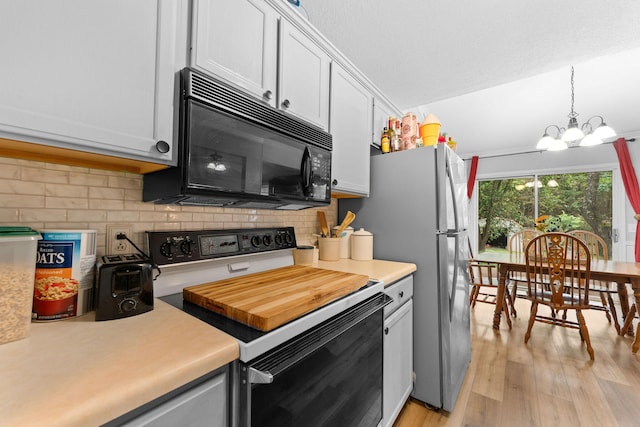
[437, 230, 471, 411]
[437, 145, 469, 232]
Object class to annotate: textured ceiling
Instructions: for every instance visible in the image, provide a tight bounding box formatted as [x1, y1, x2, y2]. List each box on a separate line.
[299, 0, 640, 157]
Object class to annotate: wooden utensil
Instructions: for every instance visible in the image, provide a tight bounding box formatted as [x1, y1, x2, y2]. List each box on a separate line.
[334, 210, 356, 237]
[318, 211, 329, 237]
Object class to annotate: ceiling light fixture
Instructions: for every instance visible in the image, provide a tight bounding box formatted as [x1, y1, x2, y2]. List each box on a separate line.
[207, 152, 227, 172]
[536, 66, 615, 152]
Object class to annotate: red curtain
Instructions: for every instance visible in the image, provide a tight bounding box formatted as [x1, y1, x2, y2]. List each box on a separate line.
[467, 155, 479, 199]
[613, 138, 640, 262]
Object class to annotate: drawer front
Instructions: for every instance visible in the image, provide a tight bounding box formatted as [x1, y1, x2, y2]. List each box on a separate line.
[384, 275, 413, 318]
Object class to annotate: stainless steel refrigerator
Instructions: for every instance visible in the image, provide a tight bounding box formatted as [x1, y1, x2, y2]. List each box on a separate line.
[339, 144, 471, 411]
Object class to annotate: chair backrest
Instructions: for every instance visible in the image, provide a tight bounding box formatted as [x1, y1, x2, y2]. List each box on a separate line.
[569, 230, 608, 260]
[524, 232, 591, 309]
[509, 228, 541, 254]
[469, 261, 500, 286]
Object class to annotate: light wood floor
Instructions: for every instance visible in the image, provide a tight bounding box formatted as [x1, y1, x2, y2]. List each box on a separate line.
[393, 297, 640, 427]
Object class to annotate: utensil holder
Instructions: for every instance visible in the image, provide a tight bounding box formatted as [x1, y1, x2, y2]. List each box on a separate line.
[318, 237, 341, 261]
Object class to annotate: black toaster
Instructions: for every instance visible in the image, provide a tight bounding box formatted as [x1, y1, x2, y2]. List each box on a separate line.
[95, 254, 154, 321]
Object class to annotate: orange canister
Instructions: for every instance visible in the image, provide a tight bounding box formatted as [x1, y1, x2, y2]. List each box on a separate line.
[419, 113, 441, 147]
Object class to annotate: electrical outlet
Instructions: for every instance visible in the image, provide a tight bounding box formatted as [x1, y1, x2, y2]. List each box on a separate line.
[106, 224, 132, 255]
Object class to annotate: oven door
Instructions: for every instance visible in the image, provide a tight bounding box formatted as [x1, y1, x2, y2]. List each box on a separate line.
[238, 293, 390, 427]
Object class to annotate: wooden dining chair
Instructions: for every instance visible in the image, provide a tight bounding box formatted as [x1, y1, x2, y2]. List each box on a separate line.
[507, 228, 542, 313]
[523, 232, 594, 360]
[468, 260, 513, 328]
[569, 230, 621, 332]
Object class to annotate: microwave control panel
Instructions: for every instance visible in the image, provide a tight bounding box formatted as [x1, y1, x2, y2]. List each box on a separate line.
[146, 227, 297, 265]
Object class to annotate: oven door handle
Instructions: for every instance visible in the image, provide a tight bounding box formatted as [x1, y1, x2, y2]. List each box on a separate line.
[245, 293, 391, 385]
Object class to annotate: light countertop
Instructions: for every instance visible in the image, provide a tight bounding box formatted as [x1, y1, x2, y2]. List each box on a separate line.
[0, 301, 239, 427]
[315, 258, 416, 285]
[0, 257, 414, 426]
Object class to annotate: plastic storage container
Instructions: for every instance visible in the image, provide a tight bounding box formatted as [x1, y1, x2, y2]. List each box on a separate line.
[0, 227, 41, 345]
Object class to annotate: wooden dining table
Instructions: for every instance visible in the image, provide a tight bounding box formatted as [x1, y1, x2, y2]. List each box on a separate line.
[473, 251, 640, 353]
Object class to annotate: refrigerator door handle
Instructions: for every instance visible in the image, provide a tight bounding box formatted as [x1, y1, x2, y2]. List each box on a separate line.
[449, 233, 460, 321]
[446, 156, 460, 232]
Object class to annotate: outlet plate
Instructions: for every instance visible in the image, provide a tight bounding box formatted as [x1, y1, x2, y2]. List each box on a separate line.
[106, 224, 132, 255]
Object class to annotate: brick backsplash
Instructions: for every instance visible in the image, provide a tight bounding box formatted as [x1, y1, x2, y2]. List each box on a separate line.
[0, 157, 337, 256]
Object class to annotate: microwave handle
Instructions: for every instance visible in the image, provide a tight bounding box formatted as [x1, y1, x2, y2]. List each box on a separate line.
[301, 147, 312, 197]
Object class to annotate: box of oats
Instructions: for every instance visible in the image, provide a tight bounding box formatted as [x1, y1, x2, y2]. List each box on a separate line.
[33, 230, 96, 321]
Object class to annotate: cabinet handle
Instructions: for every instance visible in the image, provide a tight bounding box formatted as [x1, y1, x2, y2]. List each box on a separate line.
[155, 140, 170, 154]
[281, 99, 291, 109]
[399, 291, 404, 298]
[332, 179, 338, 186]
[384, 327, 389, 335]
[263, 90, 273, 100]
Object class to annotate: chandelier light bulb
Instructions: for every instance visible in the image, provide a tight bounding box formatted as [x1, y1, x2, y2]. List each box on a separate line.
[536, 134, 555, 150]
[579, 133, 603, 147]
[562, 118, 584, 142]
[593, 123, 616, 139]
[547, 139, 568, 151]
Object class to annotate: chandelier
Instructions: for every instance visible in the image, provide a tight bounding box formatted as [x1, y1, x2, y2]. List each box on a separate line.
[536, 66, 615, 151]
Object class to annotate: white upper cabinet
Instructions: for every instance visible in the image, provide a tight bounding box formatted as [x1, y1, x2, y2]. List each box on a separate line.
[0, 0, 181, 165]
[329, 62, 373, 196]
[191, 0, 330, 130]
[373, 96, 401, 148]
[192, 0, 278, 107]
[278, 19, 330, 130]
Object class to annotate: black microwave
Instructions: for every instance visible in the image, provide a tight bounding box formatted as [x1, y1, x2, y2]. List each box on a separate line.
[143, 68, 332, 210]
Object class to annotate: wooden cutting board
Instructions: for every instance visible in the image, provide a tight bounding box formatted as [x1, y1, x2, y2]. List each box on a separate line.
[183, 265, 370, 331]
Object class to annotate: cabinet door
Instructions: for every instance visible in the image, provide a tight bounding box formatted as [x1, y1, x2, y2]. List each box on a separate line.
[192, 0, 278, 107]
[329, 62, 373, 196]
[383, 300, 413, 427]
[0, 0, 178, 164]
[278, 20, 330, 130]
[120, 370, 228, 427]
[373, 96, 401, 148]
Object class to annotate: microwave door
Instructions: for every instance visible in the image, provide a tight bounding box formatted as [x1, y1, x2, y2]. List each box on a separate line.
[186, 101, 263, 194]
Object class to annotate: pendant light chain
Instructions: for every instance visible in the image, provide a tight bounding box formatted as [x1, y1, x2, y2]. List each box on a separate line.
[568, 66, 578, 120]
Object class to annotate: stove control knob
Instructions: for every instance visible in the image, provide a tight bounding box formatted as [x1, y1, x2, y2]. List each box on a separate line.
[180, 238, 194, 255]
[274, 234, 283, 246]
[120, 298, 137, 313]
[251, 235, 262, 247]
[160, 240, 174, 257]
[262, 235, 272, 246]
[284, 233, 293, 245]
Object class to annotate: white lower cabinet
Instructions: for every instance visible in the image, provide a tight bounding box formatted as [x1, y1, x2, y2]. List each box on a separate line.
[108, 367, 229, 427]
[383, 277, 414, 427]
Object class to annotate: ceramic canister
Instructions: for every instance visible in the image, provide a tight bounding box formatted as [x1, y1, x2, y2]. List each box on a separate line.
[332, 226, 354, 258]
[350, 228, 373, 261]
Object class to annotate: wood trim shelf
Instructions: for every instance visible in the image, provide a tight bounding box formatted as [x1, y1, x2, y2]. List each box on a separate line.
[0, 138, 169, 174]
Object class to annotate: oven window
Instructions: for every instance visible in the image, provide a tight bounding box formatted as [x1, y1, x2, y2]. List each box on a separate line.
[250, 310, 383, 427]
[186, 100, 317, 199]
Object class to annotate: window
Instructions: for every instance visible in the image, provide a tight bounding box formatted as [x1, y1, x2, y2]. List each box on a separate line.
[477, 171, 613, 256]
